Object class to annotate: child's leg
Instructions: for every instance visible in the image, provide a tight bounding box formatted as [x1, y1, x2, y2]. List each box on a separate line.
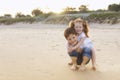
[68, 51, 79, 70]
[91, 48, 96, 70]
[80, 56, 90, 71]
[81, 56, 90, 65]
[80, 47, 92, 71]
[70, 57, 77, 70]
[69, 48, 82, 66]
[68, 61, 73, 65]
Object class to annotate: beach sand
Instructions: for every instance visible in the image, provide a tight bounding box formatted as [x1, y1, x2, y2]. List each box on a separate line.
[0, 23, 120, 80]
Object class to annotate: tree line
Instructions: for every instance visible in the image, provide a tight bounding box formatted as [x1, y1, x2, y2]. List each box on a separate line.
[0, 3, 120, 18]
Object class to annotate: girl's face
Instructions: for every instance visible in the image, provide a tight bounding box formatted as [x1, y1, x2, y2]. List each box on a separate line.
[74, 22, 83, 34]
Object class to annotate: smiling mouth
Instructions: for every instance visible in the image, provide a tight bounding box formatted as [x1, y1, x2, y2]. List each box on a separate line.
[77, 30, 81, 32]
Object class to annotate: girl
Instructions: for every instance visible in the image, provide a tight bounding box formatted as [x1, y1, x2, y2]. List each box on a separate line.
[68, 18, 96, 71]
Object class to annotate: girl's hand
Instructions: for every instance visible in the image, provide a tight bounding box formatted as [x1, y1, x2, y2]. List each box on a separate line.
[68, 47, 74, 53]
[92, 66, 96, 71]
[91, 65, 96, 71]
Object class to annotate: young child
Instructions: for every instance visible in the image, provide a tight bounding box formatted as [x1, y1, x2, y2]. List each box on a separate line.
[64, 27, 82, 70]
[68, 18, 96, 71]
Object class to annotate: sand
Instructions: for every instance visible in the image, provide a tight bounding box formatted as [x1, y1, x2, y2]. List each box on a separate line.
[0, 23, 120, 80]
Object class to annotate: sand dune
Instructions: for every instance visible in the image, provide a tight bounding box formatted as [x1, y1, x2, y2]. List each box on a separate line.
[0, 23, 120, 80]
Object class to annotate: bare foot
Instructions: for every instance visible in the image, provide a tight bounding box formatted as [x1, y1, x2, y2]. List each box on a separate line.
[68, 62, 73, 65]
[70, 65, 78, 70]
[79, 65, 86, 71]
[91, 66, 96, 71]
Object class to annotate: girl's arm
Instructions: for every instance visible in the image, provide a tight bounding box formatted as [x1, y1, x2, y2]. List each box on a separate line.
[68, 37, 86, 52]
[91, 48, 96, 70]
[72, 37, 86, 50]
[67, 43, 75, 53]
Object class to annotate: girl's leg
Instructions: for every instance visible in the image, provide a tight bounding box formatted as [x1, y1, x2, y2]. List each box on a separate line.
[91, 48, 96, 70]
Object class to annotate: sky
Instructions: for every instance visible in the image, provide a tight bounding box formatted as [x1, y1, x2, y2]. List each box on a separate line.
[0, 0, 119, 16]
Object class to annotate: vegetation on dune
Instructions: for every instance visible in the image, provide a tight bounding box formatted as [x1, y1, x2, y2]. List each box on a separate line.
[0, 3, 120, 25]
[0, 17, 36, 25]
[87, 12, 120, 24]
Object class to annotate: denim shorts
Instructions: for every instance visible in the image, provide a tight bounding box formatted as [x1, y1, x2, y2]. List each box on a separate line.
[77, 47, 92, 65]
[82, 47, 92, 58]
[68, 50, 79, 57]
[68, 47, 92, 65]
[68, 50, 90, 65]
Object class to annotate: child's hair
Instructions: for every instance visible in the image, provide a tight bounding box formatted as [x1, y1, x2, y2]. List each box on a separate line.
[68, 18, 89, 37]
[64, 27, 78, 39]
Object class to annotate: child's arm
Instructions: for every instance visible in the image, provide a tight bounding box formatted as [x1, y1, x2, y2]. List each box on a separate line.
[67, 43, 74, 53]
[68, 37, 86, 52]
[91, 48, 96, 70]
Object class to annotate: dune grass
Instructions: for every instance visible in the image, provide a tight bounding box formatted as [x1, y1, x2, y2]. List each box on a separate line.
[0, 12, 120, 25]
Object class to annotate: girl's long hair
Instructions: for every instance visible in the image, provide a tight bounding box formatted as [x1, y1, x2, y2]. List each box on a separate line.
[68, 18, 89, 37]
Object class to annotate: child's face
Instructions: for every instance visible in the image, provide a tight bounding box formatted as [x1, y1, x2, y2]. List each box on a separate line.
[74, 22, 83, 34]
[67, 34, 78, 45]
